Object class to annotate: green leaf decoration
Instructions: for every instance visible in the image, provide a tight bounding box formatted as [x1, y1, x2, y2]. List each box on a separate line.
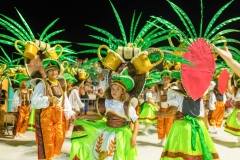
[89, 35, 109, 45]
[15, 8, 35, 40]
[140, 29, 171, 48]
[0, 34, 17, 42]
[133, 19, 158, 45]
[206, 17, 240, 39]
[48, 40, 71, 45]
[142, 34, 178, 50]
[85, 25, 122, 46]
[148, 17, 189, 40]
[159, 46, 186, 52]
[39, 18, 59, 41]
[149, 53, 194, 66]
[209, 29, 240, 42]
[109, 0, 127, 45]
[227, 46, 240, 56]
[142, 28, 160, 42]
[78, 43, 101, 48]
[12, 51, 23, 56]
[213, 38, 240, 46]
[42, 29, 65, 41]
[0, 14, 31, 40]
[132, 12, 142, 44]
[0, 19, 26, 41]
[77, 49, 108, 55]
[0, 39, 14, 46]
[167, 0, 197, 39]
[0, 46, 11, 62]
[129, 11, 136, 43]
[199, 0, 203, 37]
[204, 0, 234, 37]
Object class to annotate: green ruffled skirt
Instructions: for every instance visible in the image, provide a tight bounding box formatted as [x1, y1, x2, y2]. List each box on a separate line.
[224, 107, 240, 136]
[138, 102, 158, 124]
[161, 119, 219, 160]
[70, 119, 138, 160]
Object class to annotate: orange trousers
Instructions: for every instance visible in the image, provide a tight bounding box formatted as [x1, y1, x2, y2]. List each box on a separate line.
[65, 119, 70, 132]
[157, 107, 174, 139]
[209, 101, 225, 128]
[36, 106, 65, 160]
[13, 106, 30, 136]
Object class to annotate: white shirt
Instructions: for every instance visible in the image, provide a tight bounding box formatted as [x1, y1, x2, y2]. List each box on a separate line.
[11, 90, 21, 112]
[68, 88, 85, 111]
[31, 81, 74, 120]
[105, 99, 138, 122]
[145, 90, 159, 103]
[10, 89, 32, 112]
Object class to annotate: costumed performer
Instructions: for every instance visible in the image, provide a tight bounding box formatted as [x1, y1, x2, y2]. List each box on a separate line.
[70, 74, 139, 160]
[11, 73, 32, 138]
[64, 73, 85, 132]
[157, 70, 175, 146]
[138, 78, 160, 136]
[155, 71, 219, 160]
[30, 58, 75, 160]
[208, 79, 226, 134]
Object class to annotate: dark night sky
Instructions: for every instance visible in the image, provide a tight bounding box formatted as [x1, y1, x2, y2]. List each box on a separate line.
[0, 0, 240, 60]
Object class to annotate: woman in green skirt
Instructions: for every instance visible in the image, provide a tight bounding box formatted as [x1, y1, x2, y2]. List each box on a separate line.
[70, 74, 139, 160]
[138, 78, 160, 136]
[155, 71, 219, 160]
[224, 73, 240, 146]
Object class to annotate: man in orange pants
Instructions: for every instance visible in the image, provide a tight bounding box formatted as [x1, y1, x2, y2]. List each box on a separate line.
[12, 73, 32, 138]
[209, 83, 226, 134]
[157, 70, 174, 146]
[31, 58, 75, 160]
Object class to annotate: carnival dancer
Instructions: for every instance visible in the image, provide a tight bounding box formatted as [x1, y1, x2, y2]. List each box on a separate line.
[11, 73, 32, 138]
[222, 73, 240, 146]
[31, 58, 74, 160]
[157, 70, 174, 146]
[0, 82, 8, 134]
[64, 73, 84, 132]
[208, 82, 226, 134]
[155, 71, 219, 160]
[70, 74, 139, 160]
[138, 78, 160, 136]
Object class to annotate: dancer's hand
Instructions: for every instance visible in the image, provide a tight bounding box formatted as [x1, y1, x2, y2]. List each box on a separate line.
[48, 96, 59, 105]
[71, 114, 76, 120]
[209, 44, 232, 62]
[130, 136, 137, 148]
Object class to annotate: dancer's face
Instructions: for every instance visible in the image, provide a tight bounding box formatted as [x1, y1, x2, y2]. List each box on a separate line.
[162, 75, 171, 85]
[47, 69, 59, 80]
[111, 84, 124, 101]
[67, 82, 73, 88]
[21, 81, 28, 88]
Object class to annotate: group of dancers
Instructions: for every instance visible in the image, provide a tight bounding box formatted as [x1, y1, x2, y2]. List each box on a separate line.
[0, 0, 240, 160]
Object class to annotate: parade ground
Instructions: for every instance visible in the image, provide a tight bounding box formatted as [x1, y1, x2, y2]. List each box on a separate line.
[0, 119, 240, 160]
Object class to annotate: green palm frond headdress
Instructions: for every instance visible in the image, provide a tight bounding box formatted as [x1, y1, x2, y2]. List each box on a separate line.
[0, 8, 71, 59]
[150, 0, 240, 61]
